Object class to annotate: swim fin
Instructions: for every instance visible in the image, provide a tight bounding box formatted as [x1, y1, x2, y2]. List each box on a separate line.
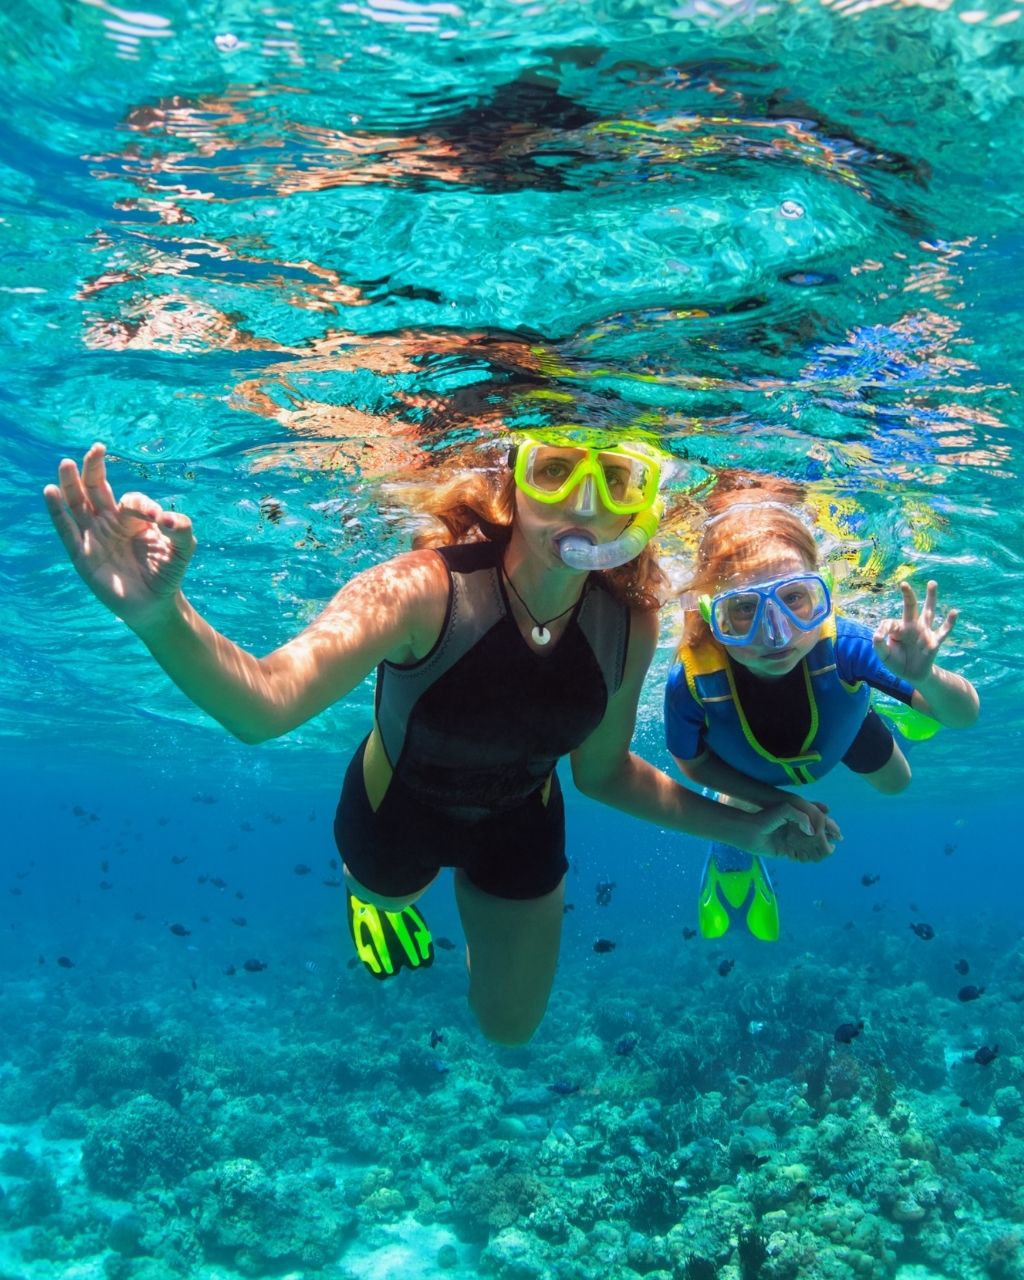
[698, 843, 780, 942]
[347, 892, 434, 979]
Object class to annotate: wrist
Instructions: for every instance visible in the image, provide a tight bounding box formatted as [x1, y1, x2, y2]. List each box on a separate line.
[126, 592, 187, 642]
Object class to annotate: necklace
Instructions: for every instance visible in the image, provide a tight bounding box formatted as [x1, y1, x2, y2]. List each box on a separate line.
[502, 567, 580, 646]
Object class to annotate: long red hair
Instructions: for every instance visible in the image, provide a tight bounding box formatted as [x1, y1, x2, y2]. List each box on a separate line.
[391, 456, 667, 612]
[682, 476, 819, 647]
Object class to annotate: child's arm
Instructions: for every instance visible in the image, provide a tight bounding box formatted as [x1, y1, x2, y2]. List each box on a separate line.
[873, 581, 979, 730]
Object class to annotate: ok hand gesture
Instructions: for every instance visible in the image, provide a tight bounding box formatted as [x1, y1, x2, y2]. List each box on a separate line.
[873, 580, 957, 686]
[43, 442, 196, 632]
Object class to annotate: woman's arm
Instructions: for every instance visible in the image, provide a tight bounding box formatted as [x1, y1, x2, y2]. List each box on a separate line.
[133, 552, 446, 743]
[570, 611, 836, 859]
[45, 442, 447, 744]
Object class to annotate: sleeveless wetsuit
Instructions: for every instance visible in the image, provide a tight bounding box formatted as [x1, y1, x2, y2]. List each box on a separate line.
[335, 540, 630, 899]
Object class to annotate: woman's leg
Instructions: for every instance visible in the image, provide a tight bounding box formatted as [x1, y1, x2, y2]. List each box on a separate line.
[454, 871, 565, 1047]
[343, 865, 439, 911]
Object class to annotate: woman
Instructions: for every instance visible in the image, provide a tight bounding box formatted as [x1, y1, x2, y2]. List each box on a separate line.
[44, 435, 832, 1045]
[665, 488, 979, 942]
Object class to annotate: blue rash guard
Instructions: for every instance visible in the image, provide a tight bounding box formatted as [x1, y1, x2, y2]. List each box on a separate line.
[665, 615, 915, 787]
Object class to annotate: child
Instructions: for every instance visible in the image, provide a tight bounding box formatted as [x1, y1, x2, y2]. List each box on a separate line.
[665, 489, 979, 941]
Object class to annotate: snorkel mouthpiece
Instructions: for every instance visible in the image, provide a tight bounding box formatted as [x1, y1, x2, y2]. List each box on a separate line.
[556, 503, 663, 571]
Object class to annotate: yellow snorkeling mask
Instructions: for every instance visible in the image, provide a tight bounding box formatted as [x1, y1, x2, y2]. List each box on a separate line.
[511, 433, 663, 517]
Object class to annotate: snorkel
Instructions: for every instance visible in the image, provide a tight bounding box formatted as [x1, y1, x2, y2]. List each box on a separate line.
[556, 502, 664, 570]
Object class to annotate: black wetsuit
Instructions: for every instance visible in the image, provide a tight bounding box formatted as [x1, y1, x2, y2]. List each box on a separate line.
[335, 540, 630, 899]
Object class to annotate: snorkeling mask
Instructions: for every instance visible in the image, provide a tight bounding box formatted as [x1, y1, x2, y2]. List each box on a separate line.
[700, 570, 833, 650]
[509, 433, 666, 570]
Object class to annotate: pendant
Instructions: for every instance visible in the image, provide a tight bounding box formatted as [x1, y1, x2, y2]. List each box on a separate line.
[531, 625, 551, 646]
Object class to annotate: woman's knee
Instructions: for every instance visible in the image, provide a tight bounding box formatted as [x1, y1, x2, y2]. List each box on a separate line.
[469, 997, 545, 1047]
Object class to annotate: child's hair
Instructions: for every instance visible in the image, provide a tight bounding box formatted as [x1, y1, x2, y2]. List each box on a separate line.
[682, 475, 819, 647]
[389, 451, 668, 612]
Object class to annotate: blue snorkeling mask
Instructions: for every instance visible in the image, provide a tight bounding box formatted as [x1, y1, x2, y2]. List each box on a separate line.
[699, 571, 833, 649]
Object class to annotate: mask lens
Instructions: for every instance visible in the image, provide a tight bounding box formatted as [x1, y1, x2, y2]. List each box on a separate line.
[597, 452, 655, 512]
[714, 591, 762, 640]
[524, 447, 588, 497]
[775, 576, 829, 626]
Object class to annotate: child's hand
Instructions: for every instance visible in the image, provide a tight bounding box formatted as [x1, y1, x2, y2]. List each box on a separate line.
[873, 580, 958, 686]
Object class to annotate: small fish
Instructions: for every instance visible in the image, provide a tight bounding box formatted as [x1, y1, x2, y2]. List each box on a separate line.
[682, 927, 697, 940]
[547, 1081, 581, 1096]
[197, 875, 208, 885]
[293, 864, 312, 876]
[304, 960, 319, 974]
[809, 1193, 829, 1206]
[954, 958, 970, 976]
[834, 1020, 864, 1044]
[957, 985, 985, 1003]
[782, 270, 838, 287]
[57, 956, 75, 969]
[861, 874, 880, 887]
[235, 890, 245, 900]
[171, 855, 188, 865]
[943, 842, 957, 857]
[37, 954, 46, 966]
[222, 964, 236, 976]
[98, 881, 113, 891]
[595, 880, 617, 907]
[430, 1029, 445, 1049]
[431, 1058, 450, 1075]
[133, 912, 145, 921]
[909, 922, 935, 940]
[190, 977, 197, 991]
[593, 939, 616, 954]
[231, 916, 247, 927]
[973, 1045, 999, 1067]
[434, 937, 457, 951]
[347, 957, 360, 969]
[322, 878, 342, 888]
[100, 860, 109, 873]
[562, 903, 575, 914]
[718, 958, 735, 977]
[209, 877, 227, 890]
[169, 923, 191, 937]
[242, 958, 267, 972]
[614, 1035, 638, 1057]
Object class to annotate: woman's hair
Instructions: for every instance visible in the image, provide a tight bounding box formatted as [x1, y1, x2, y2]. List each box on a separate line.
[392, 460, 667, 612]
[682, 476, 819, 647]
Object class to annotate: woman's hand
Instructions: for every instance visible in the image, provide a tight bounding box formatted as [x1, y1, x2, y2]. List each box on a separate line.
[748, 802, 838, 863]
[43, 442, 196, 632]
[873, 580, 957, 686]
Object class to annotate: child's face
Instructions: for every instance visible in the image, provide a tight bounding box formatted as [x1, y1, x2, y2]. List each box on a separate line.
[715, 548, 823, 680]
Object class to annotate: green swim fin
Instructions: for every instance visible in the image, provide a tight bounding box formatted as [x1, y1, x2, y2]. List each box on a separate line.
[698, 844, 780, 942]
[347, 892, 434, 980]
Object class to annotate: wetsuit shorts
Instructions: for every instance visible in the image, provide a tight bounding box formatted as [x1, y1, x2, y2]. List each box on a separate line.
[334, 737, 568, 901]
[841, 709, 897, 774]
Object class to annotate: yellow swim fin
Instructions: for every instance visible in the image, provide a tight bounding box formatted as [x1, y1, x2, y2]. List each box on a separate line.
[698, 845, 780, 942]
[347, 892, 434, 980]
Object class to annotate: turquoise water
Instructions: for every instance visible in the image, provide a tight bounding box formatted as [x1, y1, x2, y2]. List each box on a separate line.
[1, 0, 1022, 1277]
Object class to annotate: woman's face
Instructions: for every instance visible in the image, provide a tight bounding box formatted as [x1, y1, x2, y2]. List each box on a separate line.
[714, 548, 824, 679]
